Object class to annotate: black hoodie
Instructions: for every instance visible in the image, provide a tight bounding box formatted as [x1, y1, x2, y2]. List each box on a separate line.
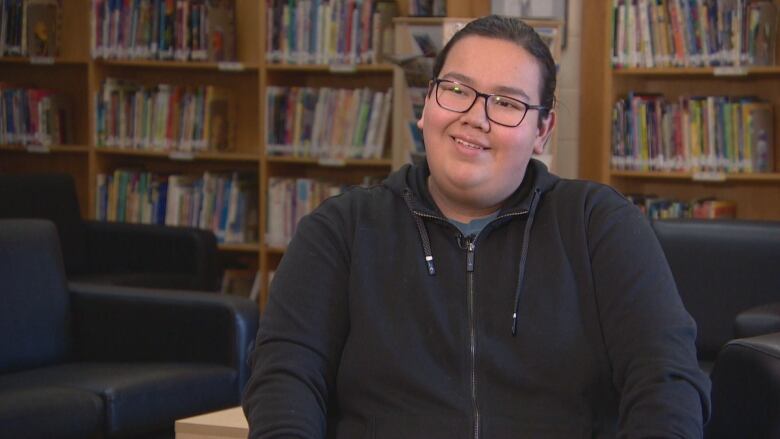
[243, 159, 710, 439]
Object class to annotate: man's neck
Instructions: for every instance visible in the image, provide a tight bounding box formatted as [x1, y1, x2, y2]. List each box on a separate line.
[427, 176, 501, 223]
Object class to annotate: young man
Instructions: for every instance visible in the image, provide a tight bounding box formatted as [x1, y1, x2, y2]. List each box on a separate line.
[243, 15, 710, 438]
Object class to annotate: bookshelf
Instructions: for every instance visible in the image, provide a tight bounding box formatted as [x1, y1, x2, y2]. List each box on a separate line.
[0, 0, 495, 309]
[580, 0, 780, 220]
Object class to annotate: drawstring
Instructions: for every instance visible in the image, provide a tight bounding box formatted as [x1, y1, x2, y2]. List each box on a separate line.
[512, 187, 541, 336]
[402, 189, 436, 275]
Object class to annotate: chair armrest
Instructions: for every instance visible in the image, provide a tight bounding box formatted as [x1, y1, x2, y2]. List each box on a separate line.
[735, 302, 780, 339]
[83, 220, 220, 291]
[707, 332, 780, 438]
[69, 282, 259, 394]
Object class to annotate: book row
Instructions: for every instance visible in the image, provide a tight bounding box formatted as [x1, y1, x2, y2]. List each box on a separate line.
[0, 0, 60, 57]
[626, 194, 737, 219]
[95, 78, 232, 152]
[265, 0, 396, 65]
[611, 92, 774, 172]
[0, 83, 69, 146]
[0, 0, 62, 57]
[265, 177, 347, 248]
[91, 0, 236, 61]
[96, 169, 257, 244]
[265, 176, 381, 247]
[611, 0, 779, 68]
[265, 85, 392, 160]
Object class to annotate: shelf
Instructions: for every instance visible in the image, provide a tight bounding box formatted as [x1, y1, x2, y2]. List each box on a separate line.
[265, 155, 393, 167]
[265, 63, 394, 73]
[611, 170, 780, 182]
[265, 246, 286, 256]
[0, 56, 88, 66]
[219, 242, 261, 253]
[0, 144, 90, 154]
[96, 59, 259, 72]
[393, 16, 458, 25]
[613, 66, 780, 77]
[95, 148, 260, 163]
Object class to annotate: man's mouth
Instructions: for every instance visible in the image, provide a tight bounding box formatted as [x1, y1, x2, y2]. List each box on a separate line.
[453, 137, 488, 151]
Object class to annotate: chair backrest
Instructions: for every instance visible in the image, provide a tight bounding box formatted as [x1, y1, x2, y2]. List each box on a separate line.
[0, 173, 88, 274]
[0, 219, 71, 373]
[652, 219, 780, 362]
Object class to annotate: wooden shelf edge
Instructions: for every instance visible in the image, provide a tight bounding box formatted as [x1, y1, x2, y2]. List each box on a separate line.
[96, 59, 260, 72]
[265, 246, 286, 255]
[95, 148, 260, 163]
[219, 243, 261, 253]
[611, 170, 780, 182]
[265, 63, 394, 73]
[265, 155, 393, 167]
[613, 66, 780, 76]
[0, 144, 90, 154]
[0, 56, 88, 66]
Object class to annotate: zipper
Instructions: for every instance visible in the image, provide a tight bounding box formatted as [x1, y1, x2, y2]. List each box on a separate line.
[464, 235, 479, 439]
[409, 203, 530, 439]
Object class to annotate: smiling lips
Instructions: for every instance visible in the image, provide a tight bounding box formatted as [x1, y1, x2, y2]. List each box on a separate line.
[453, 136, 489, 151]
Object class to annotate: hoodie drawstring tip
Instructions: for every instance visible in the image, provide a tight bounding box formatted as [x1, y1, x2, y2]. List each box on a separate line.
[425, 256, 436, 276]
[511, 313, 518, 336]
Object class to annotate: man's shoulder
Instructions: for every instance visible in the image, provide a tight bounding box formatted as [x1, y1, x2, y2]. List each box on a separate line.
[545, 178, 631, 211]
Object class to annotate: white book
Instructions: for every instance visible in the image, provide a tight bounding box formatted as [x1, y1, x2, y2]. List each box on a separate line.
[373, 88, 392, 159]
[165, 175, 181, 226]
[363, 91, 383, 158]
[310, 87, 328, 156]
[266, 177, 284, 247]
[225, 173, 241, 243]
[638, 0, 654, 67]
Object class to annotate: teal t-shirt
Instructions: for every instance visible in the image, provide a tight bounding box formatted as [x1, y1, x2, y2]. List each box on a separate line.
[448, 211, 499, 237]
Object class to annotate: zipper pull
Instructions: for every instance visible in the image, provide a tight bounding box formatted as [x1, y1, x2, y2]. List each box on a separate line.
[466, 240, 475, 272]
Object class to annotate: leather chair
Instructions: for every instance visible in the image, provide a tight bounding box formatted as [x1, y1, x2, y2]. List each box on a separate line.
[706, 333, 780, 439]
[0, 173, 220, 291]
[0, 219, 258, 438]
[652, 219, 780, 438]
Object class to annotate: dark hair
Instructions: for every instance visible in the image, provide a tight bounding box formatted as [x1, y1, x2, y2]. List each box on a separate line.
[432, 15, 556, 120]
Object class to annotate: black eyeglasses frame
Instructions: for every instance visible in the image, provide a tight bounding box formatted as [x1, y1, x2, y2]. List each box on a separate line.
[430, 78, 549, 128]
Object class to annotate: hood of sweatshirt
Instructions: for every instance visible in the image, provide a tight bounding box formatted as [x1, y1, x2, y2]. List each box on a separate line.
[382, 157, 558, 218]
[382, 158, 560, 335]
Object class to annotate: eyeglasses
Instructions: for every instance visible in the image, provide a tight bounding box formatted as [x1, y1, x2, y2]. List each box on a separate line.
[431, 78, 548, 128]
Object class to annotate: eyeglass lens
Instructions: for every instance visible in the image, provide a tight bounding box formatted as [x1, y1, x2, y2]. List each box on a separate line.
[435, 80, 528, 127]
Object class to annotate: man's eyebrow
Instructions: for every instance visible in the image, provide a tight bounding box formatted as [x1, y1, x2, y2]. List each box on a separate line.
[440, 72, 531, 101]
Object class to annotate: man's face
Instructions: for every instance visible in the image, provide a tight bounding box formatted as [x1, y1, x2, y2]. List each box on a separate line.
[419, 35, 555, 209]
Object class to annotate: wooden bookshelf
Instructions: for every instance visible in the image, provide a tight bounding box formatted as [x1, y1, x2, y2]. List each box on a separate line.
[580, 0, 780, 221]
[0, 0, 493, 310]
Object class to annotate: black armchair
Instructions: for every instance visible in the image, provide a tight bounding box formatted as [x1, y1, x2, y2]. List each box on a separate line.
[706, 332, 780, 439]
[652, 219, 780, 438]
[0, 219, 259, 438]
[0, 173, 220, 291]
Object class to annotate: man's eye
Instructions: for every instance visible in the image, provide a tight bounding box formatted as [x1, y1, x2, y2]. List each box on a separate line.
[494, 97, 522, 110]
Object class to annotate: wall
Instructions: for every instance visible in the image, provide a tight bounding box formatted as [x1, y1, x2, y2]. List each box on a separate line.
[555, 0, 581, 179]
[490, 0, 581, 178]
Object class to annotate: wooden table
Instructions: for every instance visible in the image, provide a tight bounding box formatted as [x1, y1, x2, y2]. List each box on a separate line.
[175, 406, 248, 439]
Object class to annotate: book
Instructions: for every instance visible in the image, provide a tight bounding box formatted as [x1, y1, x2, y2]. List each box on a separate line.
[746, 1, 778, 66]
[692, 198, 737, 218]
[24, 0, 60, 57]
[745, 101, 774, 172]
[206, 0, 235, 61]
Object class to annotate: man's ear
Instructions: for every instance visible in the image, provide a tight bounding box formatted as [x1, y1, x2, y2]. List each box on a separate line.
[533, 110, 556, 155]
[418, 80, 436, 130]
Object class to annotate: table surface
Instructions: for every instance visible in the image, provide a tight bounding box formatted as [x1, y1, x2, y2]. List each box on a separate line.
[175, 406, 248, 439]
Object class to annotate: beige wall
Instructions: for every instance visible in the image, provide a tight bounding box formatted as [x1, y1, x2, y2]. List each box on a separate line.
[554, 0, 581, 179]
